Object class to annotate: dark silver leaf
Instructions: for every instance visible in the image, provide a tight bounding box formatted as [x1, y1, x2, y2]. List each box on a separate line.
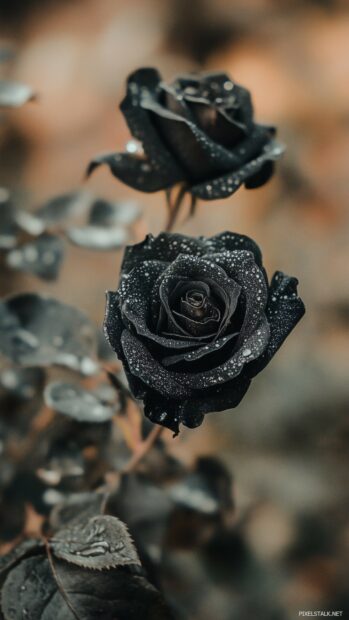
[0, 188, 17, 250]
[0, 293, 98, 375]
[36, 191, 92, 225]
[0, 366, 45, 400]
[0, 79, 35, 107]
[67, 225, 128, 250]
[1, 553, 173, 620]
[89, 199, 141, 227]
[49, 492, 107, 531]
[44, 381, 116, 423]
[14, 192, 92, 235]
[168, 457, 232, 516]
[0, 49, 14, 63]
[50, 514, 141, 570]
[5, 234, 64, 281]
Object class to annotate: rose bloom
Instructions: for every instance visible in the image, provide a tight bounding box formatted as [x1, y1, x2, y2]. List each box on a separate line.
[88, 68, 284, 201]
[105, 232, 305, 433]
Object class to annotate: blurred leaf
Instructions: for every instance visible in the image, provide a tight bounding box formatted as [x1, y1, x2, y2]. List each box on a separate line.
[0, 293, 98, 375]
[0, 188, 17, 250]
[0, 538, 43, 586]
[44, 381, 117, 423]
[0, 79, 35, 107]
[5, 234, 64, 281]
[168, 457, 233, 516]
[66, 225, 128, 250]
[36, 192, 89, 223]
[14, 192, 92, 235]
[89, 199, 140, 227]
[0, 49, 14, 63]
[0, 367, 45, 401]
[49, 492, 107, 531]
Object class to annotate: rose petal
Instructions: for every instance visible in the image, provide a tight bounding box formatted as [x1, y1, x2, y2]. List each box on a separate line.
[203, 231, 263, 267]
[154, 255, 241, 341]
[117, 260, 208, 350]
[143, 97, 270, 183]
[245, 271, 305, 378]
[173, 73, 254, 130]
[104, 292, 148, 399]
[162, 331, 238, 367]
[121, 330, 190, 399]
[144, 373, 251, 433]
[245, 161, 275, 189]
[191, 139, 285, 200]
[143, 394, 203, 434]
[121, 232, 206, 274]
[120, 67, 184, 185]
[104, 291, 124, 360]
[172, 317, 269, 390]
[189, 102, 248, 148]
[160, 82, 193, 120]
[126, 231, 262, 274]
[121, 316, 269, 396]
[87, 152, 178, 192]
[209, 251, 268, 345]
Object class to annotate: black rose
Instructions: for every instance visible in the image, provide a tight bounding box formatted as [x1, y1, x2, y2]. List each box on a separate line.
[105, 232, 305, 434]
[88, 68, 284, 201]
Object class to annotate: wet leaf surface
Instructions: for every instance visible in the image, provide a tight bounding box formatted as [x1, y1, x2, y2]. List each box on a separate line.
[0, 294, 98, 375]
[1, 552, 173, 620]
[168, 457, 233, 516]
[0, 189, 17, 250]
[44, 381, 117, 423]
[89, 199, 140, 227]
[5, 234, 64, 281]
[0, 80, 35, 107]
[67, 225, 128, 250]
[36, 192, 89, 224]
[0, 367, 45, 403]
[50, 514, 141, 569]
[49, 492, 107, 531]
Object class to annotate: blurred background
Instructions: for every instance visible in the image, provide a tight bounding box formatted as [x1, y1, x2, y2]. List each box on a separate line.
[0, 0, 348, 618]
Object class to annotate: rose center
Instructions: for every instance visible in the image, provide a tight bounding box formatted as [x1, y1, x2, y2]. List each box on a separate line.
[187, 290, 204, 307]
[179, 288, 221, 323]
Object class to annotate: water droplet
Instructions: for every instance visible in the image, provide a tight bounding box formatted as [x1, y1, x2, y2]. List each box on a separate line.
[126, 140, 142, 154]
[223, 80, 234, 91]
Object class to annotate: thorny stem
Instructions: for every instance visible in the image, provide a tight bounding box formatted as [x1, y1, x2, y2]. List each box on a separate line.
[122, 425, 164, 473]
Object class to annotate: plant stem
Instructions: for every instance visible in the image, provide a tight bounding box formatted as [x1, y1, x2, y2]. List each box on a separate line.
[165, 184, 187, 231]
[122, 425, 164, 473]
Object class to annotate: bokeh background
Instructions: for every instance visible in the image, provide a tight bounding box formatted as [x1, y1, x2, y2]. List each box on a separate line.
[1, 0, 348, 618]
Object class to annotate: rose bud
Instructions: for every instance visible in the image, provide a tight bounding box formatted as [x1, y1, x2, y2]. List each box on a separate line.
[87, 68, 284, 201]
[105, 232, 305, 434]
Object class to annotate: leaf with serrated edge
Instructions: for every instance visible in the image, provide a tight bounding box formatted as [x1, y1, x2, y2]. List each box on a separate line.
[50, 515, 141, 570]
